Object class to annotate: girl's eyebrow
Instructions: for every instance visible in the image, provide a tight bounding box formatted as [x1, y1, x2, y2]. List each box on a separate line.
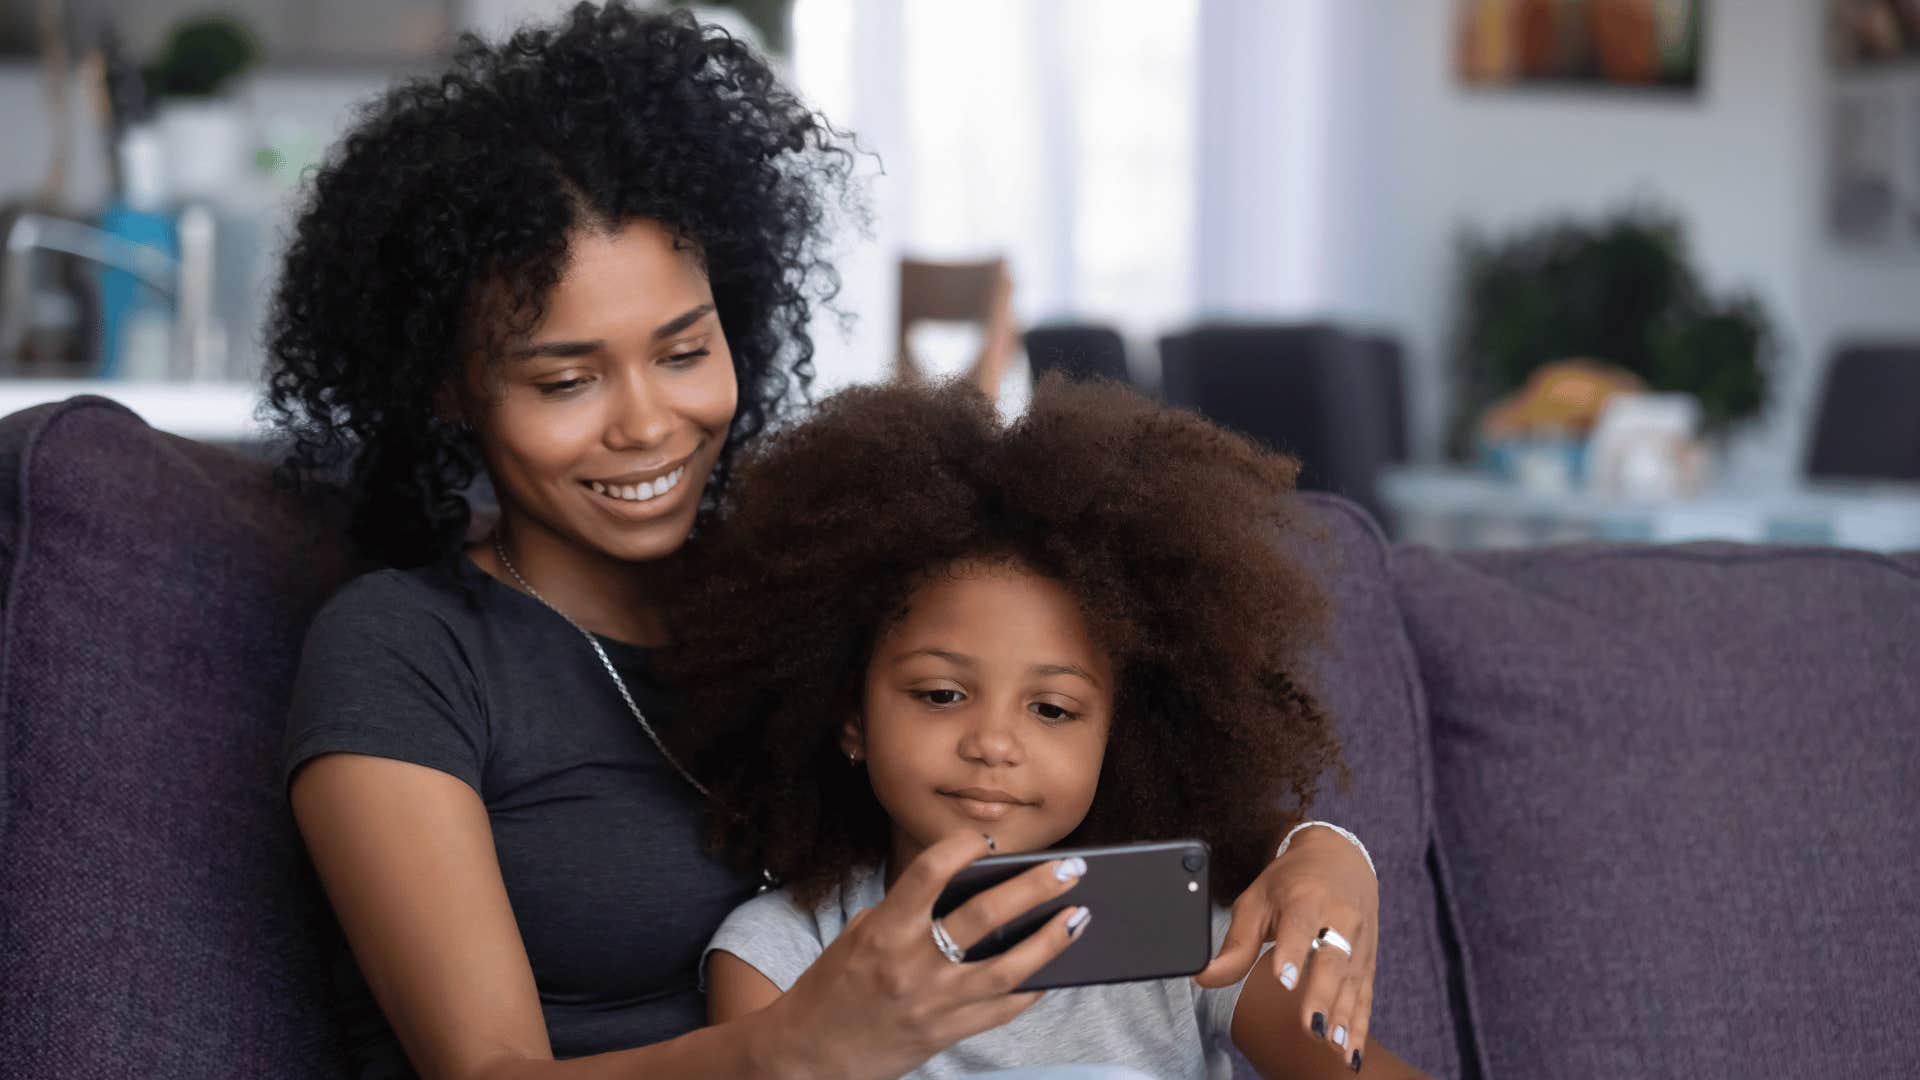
[894, 649, 1100, 689]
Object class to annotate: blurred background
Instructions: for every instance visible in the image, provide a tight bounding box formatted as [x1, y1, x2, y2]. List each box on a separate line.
[2, 0, 1917, 549]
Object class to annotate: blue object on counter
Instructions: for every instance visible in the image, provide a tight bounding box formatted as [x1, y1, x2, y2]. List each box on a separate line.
[94, 202, 177, 378]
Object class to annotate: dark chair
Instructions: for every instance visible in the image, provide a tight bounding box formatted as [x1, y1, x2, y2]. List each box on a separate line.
[1023, 323, 1130, 385]
[1806, 344, 1920, 481]
[1355, 332, 1409, 465]
[1157, 323, 1400, 520]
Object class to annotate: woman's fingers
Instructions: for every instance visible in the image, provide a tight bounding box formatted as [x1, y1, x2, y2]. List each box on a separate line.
[938, 856, 1086, 953]
[950, 903, 1088, 1002]
[1325, 965, 1363, 1064]
[879, 831, 998, 931]
[1293, 924, 1353, 1046]
[1193, 890, 1274, 988]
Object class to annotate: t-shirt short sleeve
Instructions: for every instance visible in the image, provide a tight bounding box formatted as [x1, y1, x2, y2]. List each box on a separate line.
[282, 571, 488, 795]
[701, 887, 828, 995]
[1195, 904, 1271, 1043]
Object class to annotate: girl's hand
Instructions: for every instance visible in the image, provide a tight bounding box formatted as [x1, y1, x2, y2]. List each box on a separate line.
[1195, 826, 1379, 1070]
[756, 832, 1088, 1080]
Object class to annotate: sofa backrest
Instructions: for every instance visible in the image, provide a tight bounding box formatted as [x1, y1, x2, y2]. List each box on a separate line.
[0, 397, 356, 1076]
[1282, 494, 1477, 1079]
[1392, 541, 1920, 1079]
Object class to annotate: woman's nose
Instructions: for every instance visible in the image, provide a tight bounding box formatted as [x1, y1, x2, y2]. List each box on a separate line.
[604, 363, 674, 450]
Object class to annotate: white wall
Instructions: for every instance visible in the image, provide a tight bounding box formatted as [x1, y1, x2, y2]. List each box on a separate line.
[1330, 0, 1920, 479]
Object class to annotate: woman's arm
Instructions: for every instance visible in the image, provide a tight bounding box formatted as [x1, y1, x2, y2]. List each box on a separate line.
[1229, 966, 1428, 1079]
[292, 752, 802, 1080]
[295, 758, 1087, 1080]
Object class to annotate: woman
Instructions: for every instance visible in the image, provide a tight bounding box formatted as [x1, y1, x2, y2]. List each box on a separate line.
[270, 5, 1385, 1078]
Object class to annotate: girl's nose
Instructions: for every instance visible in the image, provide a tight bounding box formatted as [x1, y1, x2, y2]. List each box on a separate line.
[958, 707, 1024, 767]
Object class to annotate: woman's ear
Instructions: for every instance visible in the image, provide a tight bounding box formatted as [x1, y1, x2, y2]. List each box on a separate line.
[839, 715, 865, 762]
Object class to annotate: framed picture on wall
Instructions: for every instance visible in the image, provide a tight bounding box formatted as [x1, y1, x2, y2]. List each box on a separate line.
[1829, 0, 1920, 69]
[1456, 0, 1707, 93]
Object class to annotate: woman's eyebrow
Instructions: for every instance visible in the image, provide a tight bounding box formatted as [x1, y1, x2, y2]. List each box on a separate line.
[652, 303, 715, 340]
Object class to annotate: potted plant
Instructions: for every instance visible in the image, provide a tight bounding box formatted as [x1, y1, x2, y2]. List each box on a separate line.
[143, 14, 260, 201]
[1449, 206, 1774, 465]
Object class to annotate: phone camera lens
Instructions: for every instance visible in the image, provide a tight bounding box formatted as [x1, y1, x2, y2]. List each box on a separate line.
[1181, 853, 1205, 872]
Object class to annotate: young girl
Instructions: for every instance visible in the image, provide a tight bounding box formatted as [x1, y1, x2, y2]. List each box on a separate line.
[664, 377, 1420, 1079]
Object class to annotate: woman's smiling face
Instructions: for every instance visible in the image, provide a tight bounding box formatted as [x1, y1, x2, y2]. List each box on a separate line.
[464, 218, 738, 565]
[846, 559, 1116, 867]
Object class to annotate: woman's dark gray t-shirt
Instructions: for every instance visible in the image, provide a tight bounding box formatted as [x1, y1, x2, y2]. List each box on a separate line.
[283, 554, 755, 1076]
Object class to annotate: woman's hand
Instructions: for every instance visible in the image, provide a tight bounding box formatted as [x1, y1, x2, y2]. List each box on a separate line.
[1196, 825, 1380, 1071]
[753, 832, 1088, 1080]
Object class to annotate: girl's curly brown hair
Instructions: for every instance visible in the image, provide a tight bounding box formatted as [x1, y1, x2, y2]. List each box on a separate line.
[663, 375, 1341, 909]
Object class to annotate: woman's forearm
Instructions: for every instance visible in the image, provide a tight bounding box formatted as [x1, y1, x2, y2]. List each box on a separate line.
[468, 1006, 818, 1080]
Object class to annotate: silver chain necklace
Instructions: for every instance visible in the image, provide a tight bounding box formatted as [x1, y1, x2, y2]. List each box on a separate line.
[491, 536, 710, 799]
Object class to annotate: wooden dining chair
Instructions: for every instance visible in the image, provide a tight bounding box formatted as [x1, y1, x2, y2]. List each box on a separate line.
[896, 256, 1018, 399]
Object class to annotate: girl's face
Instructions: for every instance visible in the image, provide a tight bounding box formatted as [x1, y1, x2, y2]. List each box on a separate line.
[463, 218, 738, 565]
[845, 560, 1116, 869]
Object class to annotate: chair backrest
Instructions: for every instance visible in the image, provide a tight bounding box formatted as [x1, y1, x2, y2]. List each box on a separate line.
[1023, 322, 1130, 385]
[1157, 323, 1399, 520]
[1806, 343, 1920, 481]
[897, 257, 1017, 398]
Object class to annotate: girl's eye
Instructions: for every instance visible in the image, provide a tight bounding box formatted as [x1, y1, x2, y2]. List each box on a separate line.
[664, 348, 710, 367]
[534, 377, 589, 397]
[1031, 702, 1079, 724]
[913, 689, 965, 707]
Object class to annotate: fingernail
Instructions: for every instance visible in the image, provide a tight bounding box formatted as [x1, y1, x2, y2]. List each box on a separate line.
[1054, 856, 1087, 881]
[1333, 1025, 1347, 1048]
[1350, 1049, 1363, 1073]
[1065, 906, 1091, 939]
[982, 833, 997, 851]
[1311, 1012, 1326, 1039]
[1278, 961, 1299, 990]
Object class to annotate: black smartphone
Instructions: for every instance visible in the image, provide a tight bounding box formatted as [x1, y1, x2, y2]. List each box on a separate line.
[931, 838, 1212, 992]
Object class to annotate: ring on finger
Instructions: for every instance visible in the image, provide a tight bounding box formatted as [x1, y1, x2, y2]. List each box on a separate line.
[930, 917, 966, 964]
[1310, 926, 1353, 958]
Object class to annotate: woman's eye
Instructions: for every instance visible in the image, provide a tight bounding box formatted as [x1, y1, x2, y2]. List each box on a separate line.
[534, 377, 589, 396]
[664, 348, 710, 367]
[1031, 702, 1079, 724]
[913, 689, 964, 707]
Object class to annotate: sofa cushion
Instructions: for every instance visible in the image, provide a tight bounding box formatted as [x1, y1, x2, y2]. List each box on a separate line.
[1273, 494, 1474, 1079]
[1393, 542, 1920, 1080]
[0, 397, 355, 1076]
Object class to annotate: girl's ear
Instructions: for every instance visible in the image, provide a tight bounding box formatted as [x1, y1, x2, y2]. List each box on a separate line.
[839, 714, 866, 761]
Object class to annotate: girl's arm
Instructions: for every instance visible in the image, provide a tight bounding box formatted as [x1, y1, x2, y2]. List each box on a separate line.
[1229, 965, 1430, 1080]
[708, 949, 786, 1021]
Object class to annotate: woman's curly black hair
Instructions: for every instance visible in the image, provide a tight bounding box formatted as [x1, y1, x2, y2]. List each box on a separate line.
[265, 2, 854, 567]
[663, 376, 1344, 909]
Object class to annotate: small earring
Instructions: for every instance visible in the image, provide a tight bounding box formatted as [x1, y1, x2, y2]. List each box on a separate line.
[847, 751, 861, 766]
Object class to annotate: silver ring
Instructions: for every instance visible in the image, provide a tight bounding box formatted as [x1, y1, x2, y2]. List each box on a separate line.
[930, 917, 966, 964]
[1310, 926, 1353, 958]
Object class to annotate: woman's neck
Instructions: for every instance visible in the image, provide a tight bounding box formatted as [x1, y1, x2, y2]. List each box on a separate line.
[475, 512, 673, 647]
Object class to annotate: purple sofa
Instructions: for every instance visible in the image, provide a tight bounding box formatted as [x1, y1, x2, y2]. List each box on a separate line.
[3, 396, 1916, 1078]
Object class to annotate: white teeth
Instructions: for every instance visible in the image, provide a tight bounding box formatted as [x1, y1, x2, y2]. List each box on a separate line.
[589, 468, 686, 503]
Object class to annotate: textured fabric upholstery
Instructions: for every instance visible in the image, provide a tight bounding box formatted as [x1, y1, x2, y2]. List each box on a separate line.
[0, 397, 355, 1076]
[1393, 542, 1920, 1079]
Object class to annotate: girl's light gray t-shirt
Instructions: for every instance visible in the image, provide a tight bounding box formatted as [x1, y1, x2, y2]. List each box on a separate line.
[704, 868, 1257, 1080]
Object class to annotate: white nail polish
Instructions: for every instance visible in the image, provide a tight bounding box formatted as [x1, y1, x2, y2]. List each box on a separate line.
[1065, 906, 1092, 938]
[1055, 856, 1087, 881]
[1333, 1025, 1348, 1048]
[1279, 962, 1299, 990]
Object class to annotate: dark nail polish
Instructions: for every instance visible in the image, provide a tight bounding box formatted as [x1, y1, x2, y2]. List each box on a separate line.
[1350, 1049, 1363, 1072]
[1311, 1012, 1326, 1039]
[982, 833, 997, 851]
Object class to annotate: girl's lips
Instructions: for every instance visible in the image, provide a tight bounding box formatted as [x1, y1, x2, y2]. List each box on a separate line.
[945, 795, 1022, 822]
